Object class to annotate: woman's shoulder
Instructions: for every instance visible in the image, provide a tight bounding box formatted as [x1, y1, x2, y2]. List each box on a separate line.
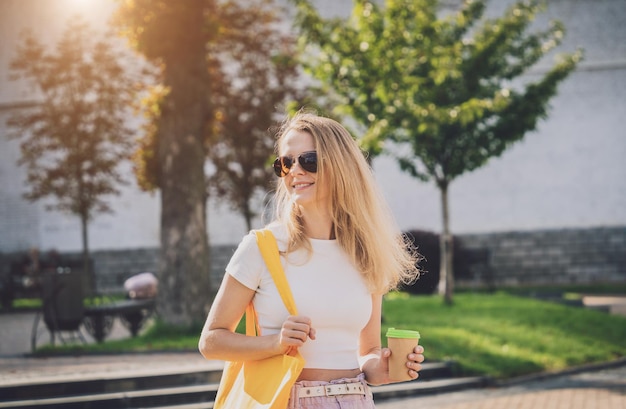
[256, 221, 289, 252]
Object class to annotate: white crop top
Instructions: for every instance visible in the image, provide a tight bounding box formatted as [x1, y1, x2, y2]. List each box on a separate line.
[226, 223, 373, 369]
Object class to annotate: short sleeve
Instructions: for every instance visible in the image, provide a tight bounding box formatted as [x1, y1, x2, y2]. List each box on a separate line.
[225, 232, 264, 290]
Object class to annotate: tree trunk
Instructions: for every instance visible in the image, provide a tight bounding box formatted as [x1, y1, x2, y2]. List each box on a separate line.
[80, 212, 92, 296]
[157, 6, 213, 326]
[243, 201, 252, 232]
[438, 181, 454, 305]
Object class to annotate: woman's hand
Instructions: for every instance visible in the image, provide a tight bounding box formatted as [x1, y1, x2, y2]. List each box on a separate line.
[279, 315, 316, 353]
[403, 344, 425, 379]
[358, 295, 424, 385]
[361, 344, 425, 386]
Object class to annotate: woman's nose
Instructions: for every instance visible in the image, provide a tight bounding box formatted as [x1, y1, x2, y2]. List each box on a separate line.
[289, 159, 305, 175]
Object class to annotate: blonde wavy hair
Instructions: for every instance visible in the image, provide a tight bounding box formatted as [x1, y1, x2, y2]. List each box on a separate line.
[273, 112, 420, 294]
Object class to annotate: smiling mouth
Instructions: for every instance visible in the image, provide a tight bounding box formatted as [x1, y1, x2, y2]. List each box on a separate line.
[292, 182, 314, 190]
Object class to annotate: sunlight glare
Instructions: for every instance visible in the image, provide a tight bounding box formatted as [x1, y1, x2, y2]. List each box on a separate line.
[64, 0, 93, 10]
[59, 0, 114, 22]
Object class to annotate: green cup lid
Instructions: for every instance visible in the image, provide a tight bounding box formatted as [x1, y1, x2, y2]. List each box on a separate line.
[386, 328, 420, 339]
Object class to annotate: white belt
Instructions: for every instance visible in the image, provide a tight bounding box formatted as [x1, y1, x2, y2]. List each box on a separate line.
[298, 382, 366, 399]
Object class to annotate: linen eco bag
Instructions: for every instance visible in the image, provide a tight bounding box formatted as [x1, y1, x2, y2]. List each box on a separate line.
[213, 229, 305, 409]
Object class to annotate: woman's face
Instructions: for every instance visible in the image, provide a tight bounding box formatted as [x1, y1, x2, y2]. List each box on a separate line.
[279, 129, 329, 211]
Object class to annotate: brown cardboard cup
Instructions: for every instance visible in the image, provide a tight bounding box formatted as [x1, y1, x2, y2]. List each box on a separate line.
[386, 328, 420, 382]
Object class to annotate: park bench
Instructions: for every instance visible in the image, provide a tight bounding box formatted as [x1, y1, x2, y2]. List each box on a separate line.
[30, 267, 155, 351]
[83, 298, 155, 343]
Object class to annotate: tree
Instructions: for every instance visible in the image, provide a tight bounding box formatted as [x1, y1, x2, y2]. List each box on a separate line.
[292, 0, 582, 304]
[7, 19, 138, 286]
[206, 1, 304, 230]
[113, 0, 214, 326]
[113, 0, 302, 324]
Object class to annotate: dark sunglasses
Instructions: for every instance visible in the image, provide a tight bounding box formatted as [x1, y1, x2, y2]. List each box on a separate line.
[273, 151, 318, 177]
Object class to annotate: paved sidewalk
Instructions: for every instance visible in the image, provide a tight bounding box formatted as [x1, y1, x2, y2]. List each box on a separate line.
[378, 362, 626, 409]
[0, 310, 136, 356]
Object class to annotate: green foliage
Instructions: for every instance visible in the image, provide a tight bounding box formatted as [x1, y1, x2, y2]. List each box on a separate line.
[131, 84, 167, 191]
[113, 0, 219, 62]
[293, 0, 582, 184]
[8, 18, 138, 220]
[36, 319, 203, 354]
[7, 18, 142, 278]
[113, 0, 212, 194]
[115, 0, 306, 229]
[10, 298, 42, 310]
[205, 0, 305, 229]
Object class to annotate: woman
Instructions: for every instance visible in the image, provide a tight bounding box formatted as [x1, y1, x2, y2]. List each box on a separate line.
[199, 112, 424, 408]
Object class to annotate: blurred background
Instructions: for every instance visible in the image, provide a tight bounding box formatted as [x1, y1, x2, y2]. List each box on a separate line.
[0, 0, 624, 300]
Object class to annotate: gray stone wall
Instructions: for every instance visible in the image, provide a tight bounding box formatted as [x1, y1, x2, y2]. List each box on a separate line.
[86, 244, 238, 295]
[456, 226, 626, 288]
[74, 226, 626, 294]
[4, 226, 623, 295]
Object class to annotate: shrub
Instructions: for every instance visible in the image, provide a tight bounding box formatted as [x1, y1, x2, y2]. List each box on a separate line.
[402, 230, 440, 295]
[402, 231, 494, 294]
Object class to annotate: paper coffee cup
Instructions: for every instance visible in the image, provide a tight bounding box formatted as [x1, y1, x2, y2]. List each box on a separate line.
[386, 328, 420, 382]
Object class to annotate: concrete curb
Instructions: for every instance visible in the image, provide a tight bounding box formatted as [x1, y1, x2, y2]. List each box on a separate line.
[494, 356, 626, 387]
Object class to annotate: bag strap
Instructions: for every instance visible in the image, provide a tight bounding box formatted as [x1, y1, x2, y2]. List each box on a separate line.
[254, 230, 303, 357]
[254, 229, 298, 317]
[244, 229, 298, 338]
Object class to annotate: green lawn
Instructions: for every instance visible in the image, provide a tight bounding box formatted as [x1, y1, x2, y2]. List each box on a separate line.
[382, 291, 626, 378]
[34, 291, 626, 379]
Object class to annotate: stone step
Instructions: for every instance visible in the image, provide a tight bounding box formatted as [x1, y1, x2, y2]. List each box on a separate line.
[0, 383, 215, 409]
[0, 361, 481, 408]
[0, 375, 489, 409]
[0, 362, 224, 402]
[372, 375, 490, 400]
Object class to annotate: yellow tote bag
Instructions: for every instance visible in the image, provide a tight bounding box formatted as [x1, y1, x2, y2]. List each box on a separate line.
[213, 229, 305, 409]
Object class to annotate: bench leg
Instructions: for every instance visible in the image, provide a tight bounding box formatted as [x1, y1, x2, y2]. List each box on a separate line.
[122, 311, 143, 337]
[86, 313, 107, 343]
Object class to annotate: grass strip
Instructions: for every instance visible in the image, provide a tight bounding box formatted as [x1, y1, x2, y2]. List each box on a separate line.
[35, 291, 626, 379]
